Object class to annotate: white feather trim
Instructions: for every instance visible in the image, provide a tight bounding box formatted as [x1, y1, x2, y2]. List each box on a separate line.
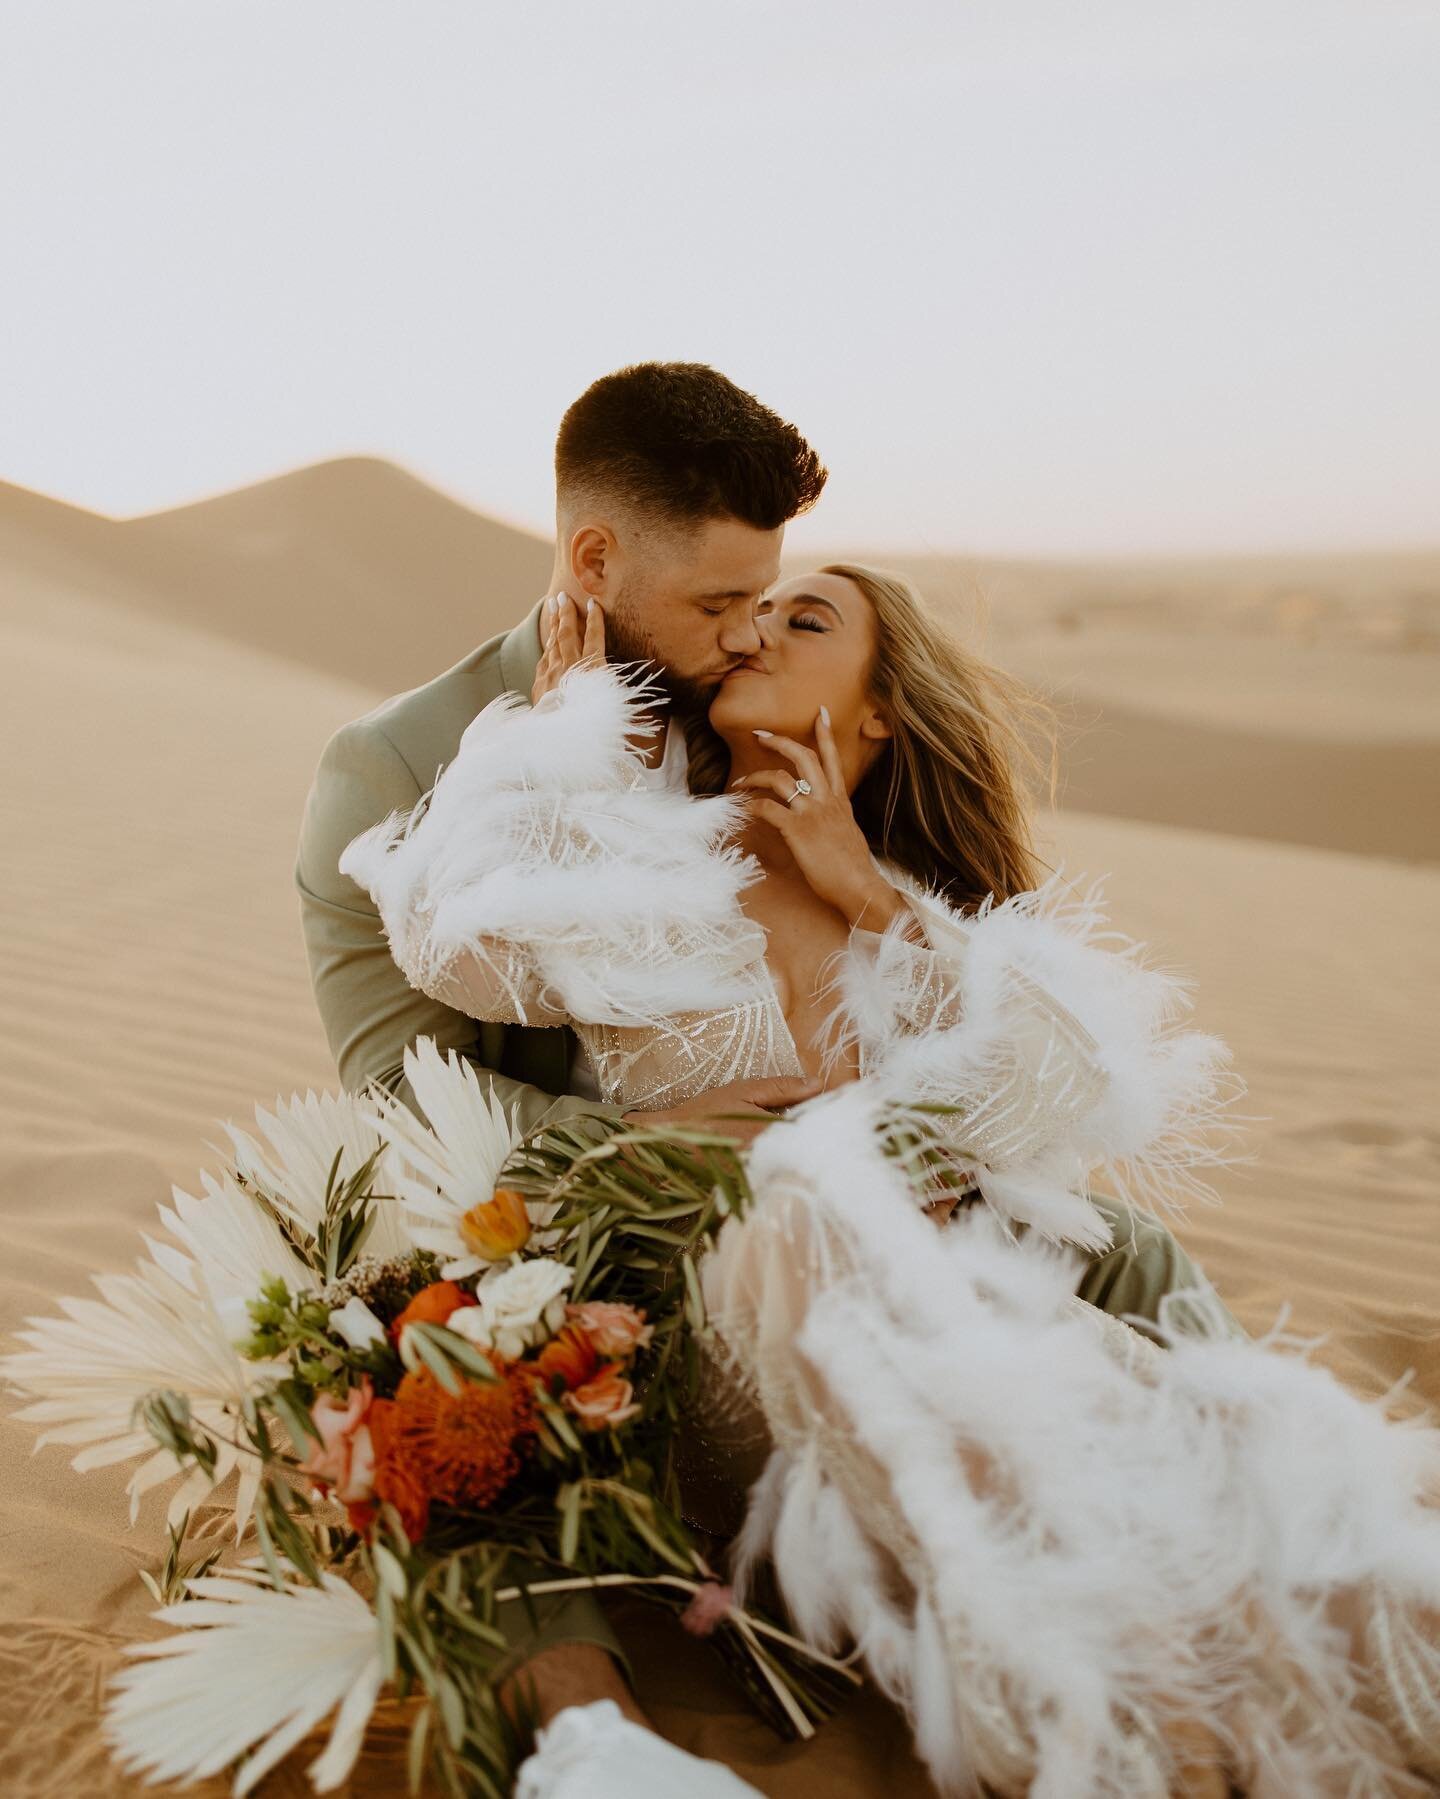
[339, 662, 770, 1029]
[823, 863, 1260, 1245]
[700, 1085, 1440, 1797]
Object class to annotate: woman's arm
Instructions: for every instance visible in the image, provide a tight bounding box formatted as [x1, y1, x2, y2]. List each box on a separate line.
[829, 866, 1252, 1249]
[340, 661, 770, 1036]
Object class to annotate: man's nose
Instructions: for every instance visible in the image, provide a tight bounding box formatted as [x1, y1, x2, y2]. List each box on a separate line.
[719, 607, 765, 658]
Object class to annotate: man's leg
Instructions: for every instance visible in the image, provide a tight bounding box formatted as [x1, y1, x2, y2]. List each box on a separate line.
[1076, 1196, 1248, 1343]
[491, 1555, 647, 1737]
[498, 1641, 649, 1733]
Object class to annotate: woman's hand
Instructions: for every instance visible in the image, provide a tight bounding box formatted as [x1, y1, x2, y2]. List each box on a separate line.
[531, 591, 605, 705]
[730, 708, 909, 931]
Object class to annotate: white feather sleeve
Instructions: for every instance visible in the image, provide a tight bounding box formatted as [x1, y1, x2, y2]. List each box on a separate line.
[337, 662, 769, 1030]
[824, 865, 1255, 1249]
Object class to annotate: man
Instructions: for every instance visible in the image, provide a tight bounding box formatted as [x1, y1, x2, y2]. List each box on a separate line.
[294, 361, 828, 1786]
[296, 361, 1241, 1794]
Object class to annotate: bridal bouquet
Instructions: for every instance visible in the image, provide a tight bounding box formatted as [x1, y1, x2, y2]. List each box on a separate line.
[0, 1036, 860, 1799]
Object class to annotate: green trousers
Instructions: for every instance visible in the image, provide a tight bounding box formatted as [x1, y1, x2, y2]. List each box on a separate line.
[492, 1197, 1246, 1687]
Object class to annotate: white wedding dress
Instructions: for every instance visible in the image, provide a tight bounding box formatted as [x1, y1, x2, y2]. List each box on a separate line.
[340, 662, 1440, 1798]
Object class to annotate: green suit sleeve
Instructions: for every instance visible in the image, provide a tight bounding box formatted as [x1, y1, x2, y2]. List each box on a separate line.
[1076, 1199, 1249, 1344]
[293, 713, 627, 1135]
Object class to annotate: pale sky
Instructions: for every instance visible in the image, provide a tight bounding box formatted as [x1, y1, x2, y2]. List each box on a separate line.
[3, 0, 1438, 556]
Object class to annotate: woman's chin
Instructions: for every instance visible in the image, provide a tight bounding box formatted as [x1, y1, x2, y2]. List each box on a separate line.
[706, 677, 770, 737]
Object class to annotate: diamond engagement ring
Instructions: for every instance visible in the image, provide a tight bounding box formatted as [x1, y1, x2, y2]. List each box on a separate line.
[784, 778, 813, 807]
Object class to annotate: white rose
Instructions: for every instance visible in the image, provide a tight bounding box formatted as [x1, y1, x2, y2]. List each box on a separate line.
[328, 1295, 387, 1351]
[448, 1258, 574, 1362]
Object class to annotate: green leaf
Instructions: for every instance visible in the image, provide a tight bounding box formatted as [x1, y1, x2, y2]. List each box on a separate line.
[406, 1702, 431, 1796]
[405, 1324, 465, 1397]
[270, 1384, 321, 1452]
[681, 1253, 707, 1332]
[404, 1320, 500, 1390]
[376, 1581, 397, 1681]
[436, 1673, 466, 1750]
[251, 1489, 288, 1593]
[557, 1482, 582, 1566]
[374, 1543, 408, 1601]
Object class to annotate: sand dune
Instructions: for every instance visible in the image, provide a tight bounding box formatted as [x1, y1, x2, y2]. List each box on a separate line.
[7, 461, 1436, 865]
[2, 466, 1438, 1794]
[0, 459, 551, 695]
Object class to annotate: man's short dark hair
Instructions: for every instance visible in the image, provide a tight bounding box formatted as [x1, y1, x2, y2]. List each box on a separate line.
[555, 361, 827, 532]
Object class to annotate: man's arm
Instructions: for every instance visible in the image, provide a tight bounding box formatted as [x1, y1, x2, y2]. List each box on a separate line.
[294, 713, 625, 1136]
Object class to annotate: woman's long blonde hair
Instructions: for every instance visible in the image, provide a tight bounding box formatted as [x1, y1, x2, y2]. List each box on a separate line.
[687, 562, 1062, 912]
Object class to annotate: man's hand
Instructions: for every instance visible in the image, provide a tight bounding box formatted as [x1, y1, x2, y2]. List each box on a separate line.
[623, 1075, 822, 1146]
[532, 590, 605, 705]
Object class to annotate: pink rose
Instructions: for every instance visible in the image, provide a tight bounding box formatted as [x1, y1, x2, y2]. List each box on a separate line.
[298, 1374, 377, 1504]
[565, 1301, 654, 1361]
[561, 1364, 641, 1433]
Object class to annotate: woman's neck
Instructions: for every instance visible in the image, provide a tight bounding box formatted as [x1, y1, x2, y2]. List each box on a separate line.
[720, 739, 804, 875]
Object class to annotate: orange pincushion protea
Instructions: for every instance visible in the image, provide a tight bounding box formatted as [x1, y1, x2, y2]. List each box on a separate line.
[369, 1357, 538, 1536]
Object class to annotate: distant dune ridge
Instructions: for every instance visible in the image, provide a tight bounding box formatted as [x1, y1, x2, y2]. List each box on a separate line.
[4, 457, 1436, 861]
[1, 460, 1438, 1794]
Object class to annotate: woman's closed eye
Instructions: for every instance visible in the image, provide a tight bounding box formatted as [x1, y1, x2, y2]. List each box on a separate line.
[790, 613, 828, 633]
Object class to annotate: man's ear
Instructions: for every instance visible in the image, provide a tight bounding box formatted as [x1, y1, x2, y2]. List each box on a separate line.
[567, 522, 620, 602]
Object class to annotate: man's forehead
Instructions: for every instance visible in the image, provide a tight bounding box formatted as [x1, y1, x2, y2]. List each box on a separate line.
[679, 515, 783, 590]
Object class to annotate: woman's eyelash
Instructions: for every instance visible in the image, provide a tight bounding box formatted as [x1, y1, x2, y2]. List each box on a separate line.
[790, 614, 827, 633]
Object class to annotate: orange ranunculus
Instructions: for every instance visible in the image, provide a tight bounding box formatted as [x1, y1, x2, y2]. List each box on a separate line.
[459, 1188, 533, 1261]
[529, 1322, 600, 1392]
[565, 1300, 654, 1361]
[388, 1279, 477, 1345]
[562, 1363, 641, 1432]
[372, 1357, 537, 1532]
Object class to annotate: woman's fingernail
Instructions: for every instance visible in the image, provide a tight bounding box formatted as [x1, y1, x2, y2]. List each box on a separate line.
[753, 729, 772, 738]
[820, 705, 831, 726]
[587, 597, 595, 613]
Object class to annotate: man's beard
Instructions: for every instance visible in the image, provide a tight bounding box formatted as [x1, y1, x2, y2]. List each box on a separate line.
[602, 599, 726, 727]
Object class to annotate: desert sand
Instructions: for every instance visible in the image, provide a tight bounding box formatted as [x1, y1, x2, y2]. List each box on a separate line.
[1, 461, 1437, 1795]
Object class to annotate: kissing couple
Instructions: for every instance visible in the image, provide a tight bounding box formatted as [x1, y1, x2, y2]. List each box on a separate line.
[297, 363, 1440, 1797]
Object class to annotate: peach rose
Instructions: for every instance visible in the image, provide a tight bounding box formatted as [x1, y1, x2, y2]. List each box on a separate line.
[565, 1300, 654, 1361]
[561, 1364, 641, 1432]
[299, 1374, 377, 1504]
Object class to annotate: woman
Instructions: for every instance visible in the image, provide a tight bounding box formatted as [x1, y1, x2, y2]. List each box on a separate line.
[344, 568, 1244, 1281]
[341, 571, 1440, 1795]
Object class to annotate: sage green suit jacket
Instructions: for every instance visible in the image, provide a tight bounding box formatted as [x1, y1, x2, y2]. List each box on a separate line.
[294, 596, 628, 1138]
